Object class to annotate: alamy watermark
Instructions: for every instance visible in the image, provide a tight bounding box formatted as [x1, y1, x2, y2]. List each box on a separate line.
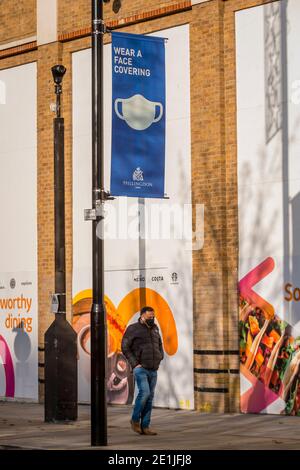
[96, 199, 204, 251]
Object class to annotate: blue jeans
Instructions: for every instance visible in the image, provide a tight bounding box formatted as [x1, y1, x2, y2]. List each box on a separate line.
[132, 367, 157, 429]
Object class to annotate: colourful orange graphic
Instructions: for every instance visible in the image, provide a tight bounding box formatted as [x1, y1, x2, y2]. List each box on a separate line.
[116, 288, 178, 356]
[73, 288, 178, 404]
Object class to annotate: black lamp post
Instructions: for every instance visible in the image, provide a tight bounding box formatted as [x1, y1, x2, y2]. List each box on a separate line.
[85, 0, 115, 448]
[91, 0, 107, 447]
[44, 65, 78, 423]
[52, 65, 67, 315]
[87, 0, 114, 447]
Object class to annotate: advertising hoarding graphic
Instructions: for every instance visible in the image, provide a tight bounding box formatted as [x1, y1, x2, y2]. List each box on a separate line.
[72, 24, 194, 409]
[73, 286, 178, 405]
[110, 32, 166, 198]
[237, 1, 300, 415]
[0, 63, 38, 401]
[72, 267, 193, 408]
[239, 257, 300, 415]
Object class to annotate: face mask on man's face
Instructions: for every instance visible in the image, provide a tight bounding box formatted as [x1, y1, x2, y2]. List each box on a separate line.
[145, 318, 155, 327]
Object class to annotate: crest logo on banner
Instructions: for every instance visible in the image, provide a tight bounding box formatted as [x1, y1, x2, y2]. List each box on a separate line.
[133, 167, 143, 182]
[110, 32, 166, 198]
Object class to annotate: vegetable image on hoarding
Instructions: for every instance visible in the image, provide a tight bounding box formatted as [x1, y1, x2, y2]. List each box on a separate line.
[239, 258, 300, 415]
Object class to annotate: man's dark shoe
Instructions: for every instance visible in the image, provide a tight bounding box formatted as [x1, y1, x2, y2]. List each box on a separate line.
[142, 427, 158, 435]
[130, 420, 142, 434]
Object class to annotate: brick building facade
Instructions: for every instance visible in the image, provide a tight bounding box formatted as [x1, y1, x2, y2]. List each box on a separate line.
[0, 0, 278, 412]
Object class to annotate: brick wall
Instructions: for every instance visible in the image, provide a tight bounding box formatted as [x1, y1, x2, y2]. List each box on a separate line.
[0, 0, 279, 410]
[58, 0, 189, 36]
[0, 0, 36, 45]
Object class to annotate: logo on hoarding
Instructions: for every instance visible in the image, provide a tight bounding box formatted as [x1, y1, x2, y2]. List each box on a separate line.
[10, 279, 16, 289]
[170, 272, 179, 285]
[151, 276, 164, 282]
[133, 167, 144, 182]
[133, 274, 145, 283]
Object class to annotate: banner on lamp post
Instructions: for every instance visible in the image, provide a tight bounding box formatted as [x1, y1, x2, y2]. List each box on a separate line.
[110, 32, 166, 198]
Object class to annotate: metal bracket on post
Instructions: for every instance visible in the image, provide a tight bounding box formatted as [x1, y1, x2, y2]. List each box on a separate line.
[84, 209, 97, 221]
[50, 293, 66, 314]
[84, 190, 115, 221]
[92, 19, 111, 35]
[96, 188, 115, 202]
[95, 199, 105, 219]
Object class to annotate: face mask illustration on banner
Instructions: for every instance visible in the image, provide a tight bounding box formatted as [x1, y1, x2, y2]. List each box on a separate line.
[114, 94, 163, 131]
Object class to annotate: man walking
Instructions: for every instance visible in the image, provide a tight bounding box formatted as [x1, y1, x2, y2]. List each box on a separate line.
[121, 306, 164, 435]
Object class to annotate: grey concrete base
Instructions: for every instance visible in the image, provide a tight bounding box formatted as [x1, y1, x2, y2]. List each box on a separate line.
[0, 402, 300, 450]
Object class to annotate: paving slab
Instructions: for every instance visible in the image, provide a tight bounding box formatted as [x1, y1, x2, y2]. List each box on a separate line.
[0, 402, 300, 450]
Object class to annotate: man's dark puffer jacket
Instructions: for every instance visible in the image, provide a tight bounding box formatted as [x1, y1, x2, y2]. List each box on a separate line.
[121, 320, 164, 371]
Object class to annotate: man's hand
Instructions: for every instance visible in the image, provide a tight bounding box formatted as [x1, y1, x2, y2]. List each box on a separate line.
[134, 364, 142, 369]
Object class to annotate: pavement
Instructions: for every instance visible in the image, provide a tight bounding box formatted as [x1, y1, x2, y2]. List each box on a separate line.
[0, 402, 300, 450]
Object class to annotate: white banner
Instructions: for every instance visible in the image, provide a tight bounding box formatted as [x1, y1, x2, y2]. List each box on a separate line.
[72, 24, 194, 409]
[0, 62, 38, 400]
[237, 0, 300, 416]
